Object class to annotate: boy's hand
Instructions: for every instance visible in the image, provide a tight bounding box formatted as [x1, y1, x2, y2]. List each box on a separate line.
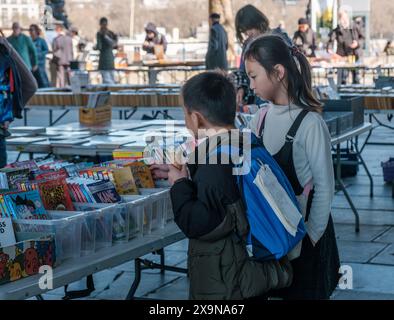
[168, 164, 188, 186]
[150, 163, 170, 180]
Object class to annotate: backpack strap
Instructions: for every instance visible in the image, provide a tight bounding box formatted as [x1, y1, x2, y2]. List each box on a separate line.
[257, 107, 269, 137]
[285, 109, 309, 143]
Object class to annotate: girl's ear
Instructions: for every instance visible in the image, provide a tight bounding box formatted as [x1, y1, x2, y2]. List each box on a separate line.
[273, 64, 286, 82]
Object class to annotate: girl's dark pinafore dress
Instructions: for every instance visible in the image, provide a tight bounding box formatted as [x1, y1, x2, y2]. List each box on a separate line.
[259, 109, 341, 300]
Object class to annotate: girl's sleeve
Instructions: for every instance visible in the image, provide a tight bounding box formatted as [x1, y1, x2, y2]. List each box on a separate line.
[302, 117, 335, 244]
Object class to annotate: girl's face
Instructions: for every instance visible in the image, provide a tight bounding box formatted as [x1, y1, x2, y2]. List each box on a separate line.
[245, 58, 279, 102]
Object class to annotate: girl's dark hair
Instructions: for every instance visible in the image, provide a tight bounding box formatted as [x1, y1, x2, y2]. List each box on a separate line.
[29, 24, 41, 35]
[244, 35, 322, 112]
[235, 5, 270, 45]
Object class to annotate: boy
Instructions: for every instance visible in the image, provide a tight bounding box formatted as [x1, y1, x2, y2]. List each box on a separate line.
[151, 71, 292, 300]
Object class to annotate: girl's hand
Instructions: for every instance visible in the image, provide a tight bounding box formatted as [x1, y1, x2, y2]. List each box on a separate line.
[150, 163, 170, 180]
[168, 165, 188, 186]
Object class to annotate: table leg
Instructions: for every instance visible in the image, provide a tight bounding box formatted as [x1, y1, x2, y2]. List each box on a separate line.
[336, 144, 360, 232]
[23, 109, 28, 126]
[126, 259, 142, 300]
[355, 136, 374, 197]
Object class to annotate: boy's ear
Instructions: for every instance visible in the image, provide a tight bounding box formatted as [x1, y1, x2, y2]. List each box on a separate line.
[191, 111, 206, 128]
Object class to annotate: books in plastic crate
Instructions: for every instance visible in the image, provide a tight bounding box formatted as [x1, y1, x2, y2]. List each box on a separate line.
[0, 235, 56, 286]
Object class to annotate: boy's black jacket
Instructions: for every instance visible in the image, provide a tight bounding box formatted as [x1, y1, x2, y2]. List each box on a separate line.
[170, 134, 241, 239]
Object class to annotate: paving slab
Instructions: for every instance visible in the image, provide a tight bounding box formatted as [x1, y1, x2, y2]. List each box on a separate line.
[337, 240, 388, 263]
[374, 227, 394, 243]
[370, 244, 394, 265]
[334, 224, 391, 242]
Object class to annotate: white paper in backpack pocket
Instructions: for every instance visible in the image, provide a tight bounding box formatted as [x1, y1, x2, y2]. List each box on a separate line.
[0, 218, 17, 248]
[253, 164, 302, 237]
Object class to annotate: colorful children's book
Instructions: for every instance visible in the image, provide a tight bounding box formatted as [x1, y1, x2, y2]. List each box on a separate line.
[111, 167, 139, 195]
[125, 161, 155, 188]
[3, 190, 49, 220]
[86, 180, 121, 203]
[0, 168, 30, 190]
[38, 179, 75, 211]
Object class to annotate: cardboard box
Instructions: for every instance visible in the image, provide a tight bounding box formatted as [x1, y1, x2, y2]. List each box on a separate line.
[79, 105, 112, 125]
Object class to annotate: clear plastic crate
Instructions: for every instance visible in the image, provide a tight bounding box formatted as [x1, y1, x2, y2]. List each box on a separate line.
[73, 203, 116, 251]
[12, 211, 83, 263]
[122, 194, 152, 236]
[45, 210, 96, 258]
[139, 188, 169, 231]
[121, 195, 145, 240]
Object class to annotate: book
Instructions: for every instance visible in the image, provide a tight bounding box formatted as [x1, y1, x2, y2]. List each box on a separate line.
[0, 168, 30, 190]
[0, 218, 17, 248]
[38, 179, 75, 211]
[111, 167, 139, 195]
[124, 161, 155, 188]
[86, 180, 121, 203]
[3, 190, 49, 220]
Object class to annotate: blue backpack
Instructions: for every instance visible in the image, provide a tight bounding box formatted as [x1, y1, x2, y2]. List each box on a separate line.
[0, 55, 14, 124]
[214, 133, 306, 261]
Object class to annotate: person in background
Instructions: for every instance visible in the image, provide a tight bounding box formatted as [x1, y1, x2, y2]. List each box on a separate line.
[95, 17, 118, 84]
[293, 18, 316, 58]
[70, 26, 82, 61]
[233, 5, 291, 109]
[327, 9, 364, 84]
[7, 22, 38, 72]
[205, 13, 228, 71]
[142, 22, 168, 55]
[29, 24, 50, 88]
[52, 21, 73, 87]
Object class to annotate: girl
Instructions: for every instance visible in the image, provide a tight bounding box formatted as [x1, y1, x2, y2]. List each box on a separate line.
[244, 35, 340, 300]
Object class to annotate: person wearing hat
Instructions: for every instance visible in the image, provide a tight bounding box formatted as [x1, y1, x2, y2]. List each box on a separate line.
[205, 13, 228, 71]
[95, 17, 118, 84]
[292, 18, 316, 58]
[142, 22, 168, 55]
[52, 21, 73, 87]
[7, 22, 38, 72]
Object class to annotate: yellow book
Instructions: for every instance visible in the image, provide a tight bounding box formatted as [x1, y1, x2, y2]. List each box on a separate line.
[112, 167, 139, 195]
[124, 161, 155, 188]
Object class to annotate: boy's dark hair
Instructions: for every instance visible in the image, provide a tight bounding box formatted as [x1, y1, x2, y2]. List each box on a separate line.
[235, 5, 270, 45]
[182, 71, 236, 126]
[244, 35, 322, 112]
[100, 17, 108, 25]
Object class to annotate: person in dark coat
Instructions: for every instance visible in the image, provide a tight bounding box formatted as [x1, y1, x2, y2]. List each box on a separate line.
[327, 9, 365, 84]
[205, 13, 228, 71]
[95, 17, 118, 84]
[293, 18, 316, 57]
[142, 22, 168, 55]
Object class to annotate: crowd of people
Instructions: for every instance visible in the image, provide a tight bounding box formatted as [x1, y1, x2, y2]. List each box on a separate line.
[205, 5, 365, 86]
[3, 17, 168, 87]
[3, 5, 371, 89]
